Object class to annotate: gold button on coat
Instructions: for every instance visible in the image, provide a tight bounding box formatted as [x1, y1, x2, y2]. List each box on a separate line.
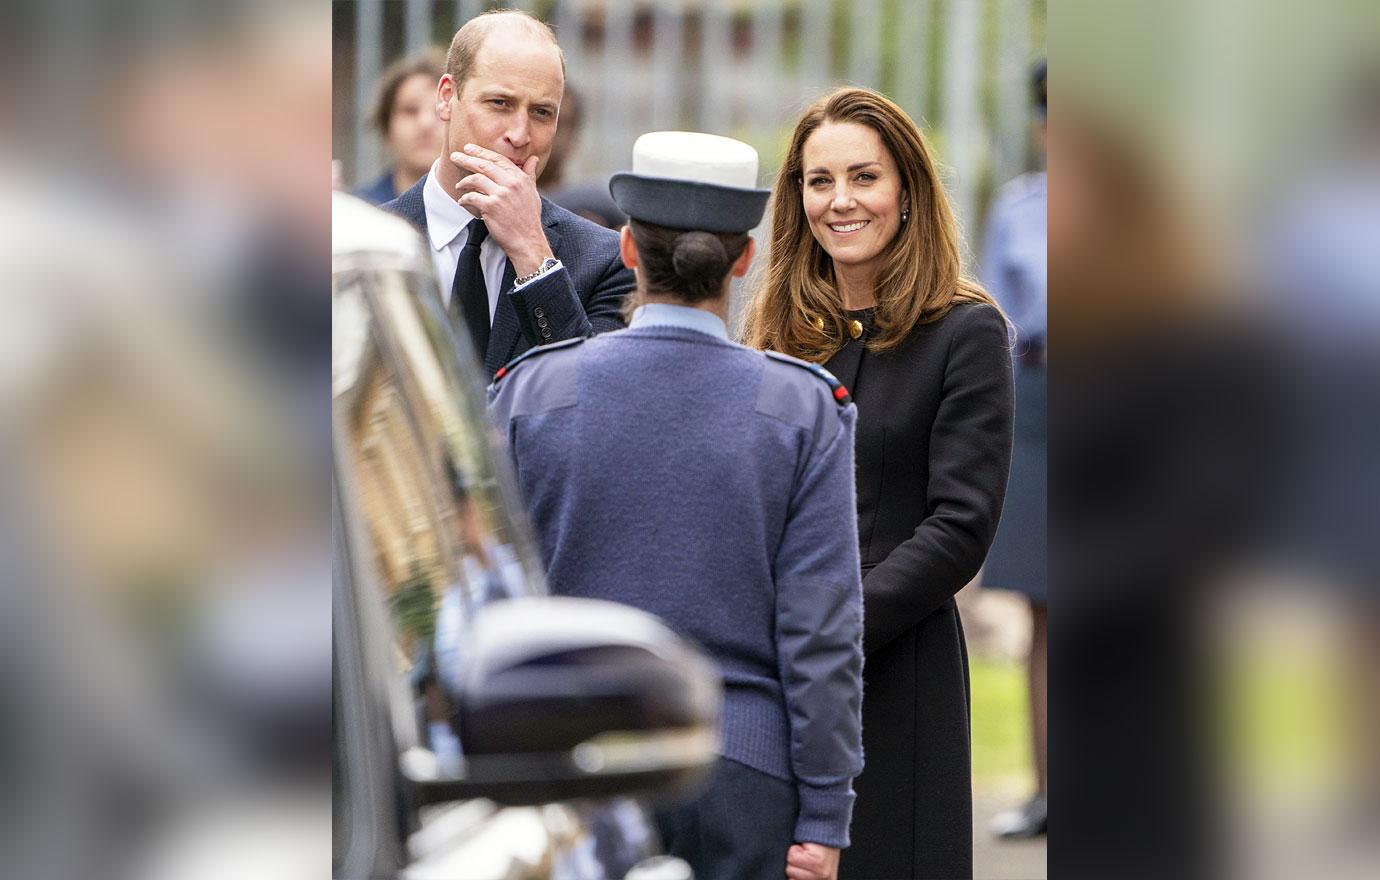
[848, 320, 864, 339]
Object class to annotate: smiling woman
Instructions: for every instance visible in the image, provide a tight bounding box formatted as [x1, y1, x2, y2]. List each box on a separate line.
[742, 87, 1015, 880]
[801, 132, 906, 310]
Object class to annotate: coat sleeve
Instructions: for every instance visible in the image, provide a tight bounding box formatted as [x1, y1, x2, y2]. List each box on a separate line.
[507, 234, 632, 346]
[862, 304, 1015, 655]
[772, 403, 865, 848]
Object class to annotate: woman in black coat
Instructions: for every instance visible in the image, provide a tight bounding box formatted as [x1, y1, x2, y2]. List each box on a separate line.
[744, 87, 1013, 880]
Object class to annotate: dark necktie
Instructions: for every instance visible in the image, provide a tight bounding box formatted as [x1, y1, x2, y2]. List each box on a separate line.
[450, 219, 490, 359]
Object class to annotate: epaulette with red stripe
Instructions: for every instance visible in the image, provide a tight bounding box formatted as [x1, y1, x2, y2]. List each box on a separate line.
[764, 350, 852, 406]
[491, 336, 585, 383]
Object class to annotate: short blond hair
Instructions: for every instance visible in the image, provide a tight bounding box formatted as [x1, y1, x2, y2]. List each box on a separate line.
[445, 9, 564, 94]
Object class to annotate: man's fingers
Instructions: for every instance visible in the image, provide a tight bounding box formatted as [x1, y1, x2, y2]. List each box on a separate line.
[784, 866, 816, 880]
[462, 143, 508, 164]
[457, 143, 520, 178]
[522, 154, 539, 179]
[457, 192, 494, 215]
[455, 172, 499, 196]
[451, 152, 521, 189]
[450, 151, 499, 177]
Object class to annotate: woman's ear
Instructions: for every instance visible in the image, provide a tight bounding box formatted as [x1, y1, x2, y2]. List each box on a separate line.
[731, 237, 757, 278]
[619, 225, 638, 270]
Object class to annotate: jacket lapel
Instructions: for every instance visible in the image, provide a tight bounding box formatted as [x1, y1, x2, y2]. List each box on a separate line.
[482, 198, 564, 375]
[387, 175, 428, 233]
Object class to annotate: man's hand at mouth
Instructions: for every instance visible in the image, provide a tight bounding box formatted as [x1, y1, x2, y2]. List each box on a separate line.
[450, 143, 554, 276]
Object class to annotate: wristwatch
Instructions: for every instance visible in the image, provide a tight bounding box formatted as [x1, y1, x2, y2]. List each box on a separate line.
[514, 257, 561, 287]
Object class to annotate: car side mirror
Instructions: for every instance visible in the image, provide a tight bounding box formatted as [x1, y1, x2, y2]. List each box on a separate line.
[402, 595, 721, 807]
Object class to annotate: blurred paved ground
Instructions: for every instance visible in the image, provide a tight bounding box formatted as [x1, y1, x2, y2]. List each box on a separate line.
[974, 794, 1047, 880]
[962, 577, 1047, 879]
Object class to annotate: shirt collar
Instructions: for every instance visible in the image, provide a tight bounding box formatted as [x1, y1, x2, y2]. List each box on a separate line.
[628, 303, 728, 340]
[422, 159, 478, 251]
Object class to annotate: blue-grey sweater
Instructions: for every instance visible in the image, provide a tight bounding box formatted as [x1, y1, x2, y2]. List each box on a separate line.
[487, 308, 865, 848]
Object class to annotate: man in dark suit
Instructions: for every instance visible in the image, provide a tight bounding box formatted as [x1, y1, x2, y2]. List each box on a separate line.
[383, 9, 632, 377]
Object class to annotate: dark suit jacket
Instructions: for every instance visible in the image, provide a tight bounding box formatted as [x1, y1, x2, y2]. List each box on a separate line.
[829, 301, 1014, 880]
[383, 174, 633, 376]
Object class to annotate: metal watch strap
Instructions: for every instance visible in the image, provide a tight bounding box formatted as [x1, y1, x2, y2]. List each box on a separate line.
[515, 257, 559, 287]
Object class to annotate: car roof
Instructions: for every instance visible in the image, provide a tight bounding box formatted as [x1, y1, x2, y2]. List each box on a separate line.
[332, 190, 428, 265]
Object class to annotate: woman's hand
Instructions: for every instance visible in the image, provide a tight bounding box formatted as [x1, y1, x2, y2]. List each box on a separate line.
[785, 842, 840, 880]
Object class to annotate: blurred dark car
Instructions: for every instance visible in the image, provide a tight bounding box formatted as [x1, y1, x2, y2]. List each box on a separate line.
[331, 193, 720, 879]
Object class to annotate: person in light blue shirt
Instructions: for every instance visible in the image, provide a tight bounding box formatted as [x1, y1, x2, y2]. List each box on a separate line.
[489, 132, 864, 880]
[982, 58, 1049, 841]
[984, 170, 1047, 348]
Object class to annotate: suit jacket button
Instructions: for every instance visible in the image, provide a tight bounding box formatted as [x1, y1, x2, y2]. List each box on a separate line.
[533, 307, 545, 319]
[541, 329, 553, 340]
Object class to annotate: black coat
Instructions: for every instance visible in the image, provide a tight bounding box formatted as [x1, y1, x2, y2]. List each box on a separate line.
[829, 302, 1014, 880]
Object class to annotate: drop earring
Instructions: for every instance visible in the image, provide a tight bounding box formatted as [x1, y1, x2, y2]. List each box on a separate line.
[901, 206, 910, 224]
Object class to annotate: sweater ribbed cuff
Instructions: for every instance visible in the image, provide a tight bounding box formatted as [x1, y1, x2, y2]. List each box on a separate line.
[793, 782, 855, 849]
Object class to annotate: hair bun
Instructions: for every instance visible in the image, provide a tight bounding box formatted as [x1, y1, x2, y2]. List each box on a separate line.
[671, 231, 730, 285]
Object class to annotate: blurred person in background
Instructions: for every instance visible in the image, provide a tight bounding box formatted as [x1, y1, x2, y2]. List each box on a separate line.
[0, 5, 334, 878]
[982, 59, 1049, 841]
[742, 87, 1014, 880]
[384, 9, 632, 378]
[490, 131, 864, 880]
[1050, 94, 1286, 877]
[1258, 67, 1380, 837]
[538, 84, 628, 229]
[352, 48, 445, 205]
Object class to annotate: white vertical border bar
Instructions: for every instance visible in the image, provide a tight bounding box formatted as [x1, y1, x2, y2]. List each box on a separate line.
[994, 0, 1032, 184]
[553, 0, 585, 88]
[750, 0, 784, 132]
[456, 0, 484, 31]
[601, 0, 636, 177]
[941, 0, 981, 244]
[848, 0, 882, 89]
[895, 0, 930, 125]
[405, 0, 433, 54]
[699, 0, 731, 135]
[798, 0, 832, 104]
[356, 0, 386, 184]
[550, 1, 586, 178]
[651, 0, 685, 130]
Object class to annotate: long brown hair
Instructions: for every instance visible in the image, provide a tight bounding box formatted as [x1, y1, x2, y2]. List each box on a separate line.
[741, 87, 999, 362]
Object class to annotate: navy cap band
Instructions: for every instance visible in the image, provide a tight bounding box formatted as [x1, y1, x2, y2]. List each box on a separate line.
[609, 173, 771, 233]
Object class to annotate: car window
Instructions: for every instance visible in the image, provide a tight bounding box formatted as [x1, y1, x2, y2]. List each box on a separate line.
[332, 258, 547, 764]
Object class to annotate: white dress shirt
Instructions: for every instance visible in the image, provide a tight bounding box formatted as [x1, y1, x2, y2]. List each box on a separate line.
[423, 159, 509, 324]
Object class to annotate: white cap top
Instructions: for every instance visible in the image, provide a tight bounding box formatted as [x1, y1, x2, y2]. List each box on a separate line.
[630, 131, 760, 190]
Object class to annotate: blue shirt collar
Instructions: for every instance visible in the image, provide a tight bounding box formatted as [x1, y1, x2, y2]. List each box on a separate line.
[628, 303, 728, 340]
